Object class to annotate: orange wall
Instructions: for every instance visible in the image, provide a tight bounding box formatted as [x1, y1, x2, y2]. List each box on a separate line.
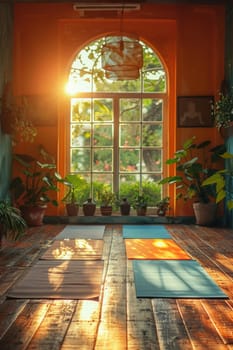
[13, 3, 225, 216]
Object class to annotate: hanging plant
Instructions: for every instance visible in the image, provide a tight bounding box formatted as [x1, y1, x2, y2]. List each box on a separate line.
[211, 91, 233, 130]
[0, 83, 37, 144]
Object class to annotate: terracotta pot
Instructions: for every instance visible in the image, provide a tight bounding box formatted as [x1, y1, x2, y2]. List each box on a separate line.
[136, 207, 147, 216]
[193, 202, 217, 226]
[20, 205, 46, 227]
[66, 203, 79, 216]
[100, 205, 112, 216]
[220, 125, 233, 140]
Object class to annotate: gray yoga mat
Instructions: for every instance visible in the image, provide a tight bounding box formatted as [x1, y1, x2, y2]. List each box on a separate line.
[55, 225, 105, 240]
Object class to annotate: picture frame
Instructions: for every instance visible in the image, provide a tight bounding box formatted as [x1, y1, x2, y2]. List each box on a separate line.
[177, 96, 214, 127]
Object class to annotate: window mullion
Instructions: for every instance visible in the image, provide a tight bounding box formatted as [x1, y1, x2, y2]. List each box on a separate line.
[114, 96, 119, 194]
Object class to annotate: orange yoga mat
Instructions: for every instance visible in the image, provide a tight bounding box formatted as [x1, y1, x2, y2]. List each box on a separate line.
[125, 239, 191, 260]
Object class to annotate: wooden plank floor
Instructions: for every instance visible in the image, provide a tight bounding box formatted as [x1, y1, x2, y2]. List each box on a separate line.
[0, 224, 232, 350]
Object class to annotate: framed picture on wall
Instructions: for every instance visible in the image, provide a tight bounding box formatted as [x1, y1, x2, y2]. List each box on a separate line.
[177, 96, 214, 127]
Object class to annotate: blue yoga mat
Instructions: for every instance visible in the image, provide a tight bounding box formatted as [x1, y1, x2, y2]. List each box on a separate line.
[123, 225, 171, 239]
[133, 260, 227, 298]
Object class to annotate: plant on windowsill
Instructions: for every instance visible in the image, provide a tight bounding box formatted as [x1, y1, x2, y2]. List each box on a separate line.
[59, 174, 86, 217]
[61, 180, 79, 216]
[98, 188, 116, 216]
[159, 136, 225, 226]
[132, 193, 148, 216]
[156, 196, 170, 216]
[10, 146, 60, 226]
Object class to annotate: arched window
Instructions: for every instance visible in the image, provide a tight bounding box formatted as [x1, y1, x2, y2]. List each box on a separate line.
[66, 36, 167, 206]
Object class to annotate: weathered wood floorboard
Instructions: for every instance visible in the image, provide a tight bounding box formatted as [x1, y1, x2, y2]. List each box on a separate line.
[201, 300, 233, 345]
[177, 300, 228, 350]
[127, 260, 160, 350]
[95, 225, 127, 350]
[152, 299, 193, 350]
[0, 224, 232, 349]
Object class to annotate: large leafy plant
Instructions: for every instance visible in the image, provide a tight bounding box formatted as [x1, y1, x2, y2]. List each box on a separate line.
[159, 137, 225, 203]
[11, 149, 60, 207]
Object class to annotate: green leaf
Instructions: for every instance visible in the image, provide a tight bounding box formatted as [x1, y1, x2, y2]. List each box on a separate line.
[159, 176, 182, 184]
[202, 173, 221, 186]
[183, 137, 195, 150]
[216, 189, 226, 203]
[197, 140, 211, 149]
[220, 152, 233, 159]
[166, 158, 178, 165]
[227, 200, 233, 210]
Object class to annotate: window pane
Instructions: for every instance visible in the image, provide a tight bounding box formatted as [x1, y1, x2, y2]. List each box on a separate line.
[119, 149, 140, 172]
[143, 99, 163, 121]
[71, 99, 91, 122]
[142, 124, 162, 147]
[71, 124, 91, 147]
[120, 124, 140, 147]
[96, 78, 141, 93]
[120, 99, 140, 121]
[94, 124, 113, 146]
[94, 99, 113, 121]
[142, 149, 162, 172]
[93, 148, 113, 172]
[119, 174, 140, 184]
[93, 174, 113, 188]
[142, 173, 161, 182]
[143, 69, 166, 93]
[71, 149, 90, 172]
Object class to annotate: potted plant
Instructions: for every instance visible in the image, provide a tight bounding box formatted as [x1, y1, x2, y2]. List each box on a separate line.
[0, 200, 27, 248]
[59, 174, 85, 216]
[62, 181, 79, 216]
[132, 194, 148, 216]
[98, 188, 116, 216]
[10, 150, 60, 226]
[159, 136, 225, 225]
[156, 196, 170, 216]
